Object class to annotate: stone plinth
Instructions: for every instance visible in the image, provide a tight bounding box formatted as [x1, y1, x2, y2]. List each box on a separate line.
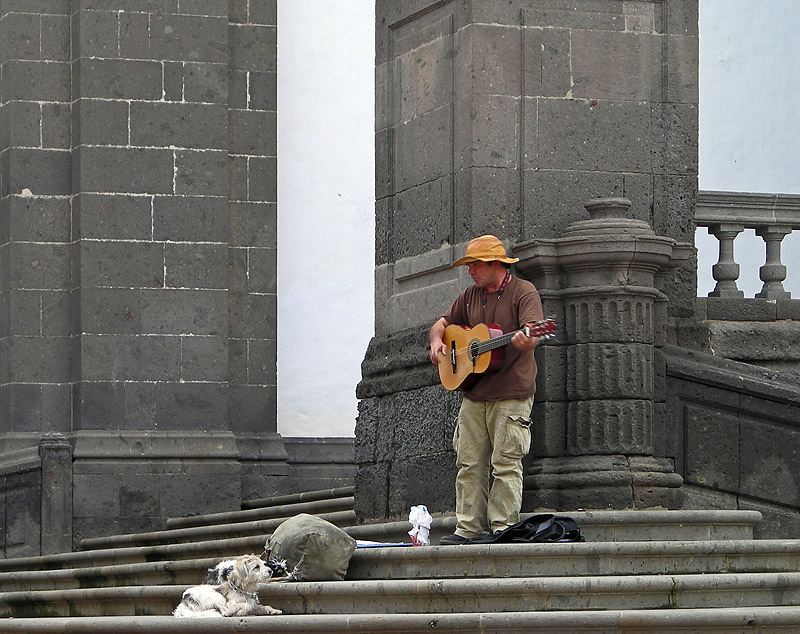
[515, 198, 691, 510]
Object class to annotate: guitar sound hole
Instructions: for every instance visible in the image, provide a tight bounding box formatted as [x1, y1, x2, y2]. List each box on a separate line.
[469, 341, 480, 362]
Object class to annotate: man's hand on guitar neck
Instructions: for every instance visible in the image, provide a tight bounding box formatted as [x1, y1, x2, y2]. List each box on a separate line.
[429, 317, 449, 365]
[511, 323, 540, 352]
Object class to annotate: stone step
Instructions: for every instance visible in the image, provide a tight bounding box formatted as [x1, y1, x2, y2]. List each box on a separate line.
[354, 509, 762, 544]
[165, 495, 355, 530]
[93, 507, 759, 553]
[258, 572, 800, 614]
[241, 486, 354, 511]
[0, 508, 762, 575]
[3, 572, 800, 618]
[0, 534, 269, 573]
[348, 538, 800, 580]
[0, 555, 228, 592]
[2, 608, 800, 633]
[4, 539, 800, 593]
[78, 510, 357, 551]
[78, 500, 760, 552]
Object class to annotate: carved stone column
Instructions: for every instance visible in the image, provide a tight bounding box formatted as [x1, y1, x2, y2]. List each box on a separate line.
[515, 198, 691, 510]
[708, 223, 745, 298]
[38, 433, 72, 555]
[755, 225, 792, 299]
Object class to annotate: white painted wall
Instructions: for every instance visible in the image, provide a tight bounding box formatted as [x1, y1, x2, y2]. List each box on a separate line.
[697, 0, 800, 296]
[277, 1, 800, 438]
[277, 1, 375, 437]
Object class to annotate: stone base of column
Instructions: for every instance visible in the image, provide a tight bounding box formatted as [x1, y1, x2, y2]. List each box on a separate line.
[523, 455, 683, 511]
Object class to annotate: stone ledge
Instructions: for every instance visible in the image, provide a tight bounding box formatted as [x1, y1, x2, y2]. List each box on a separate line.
[0, 608, 799, 632]
[0, 446, 40, 476]
[664, 345, 800, 403]
[71, 431, 240, 460]
[696, 297, 800, 321]
[77, 509, 357, 552]
[4, 572, 800, 618]
[0, 533, 270, 574]
[283, 437, 354, 464]
[346, 509, 760, 544]
[356, 325, 435, 399]
[8, 538, 800, 593]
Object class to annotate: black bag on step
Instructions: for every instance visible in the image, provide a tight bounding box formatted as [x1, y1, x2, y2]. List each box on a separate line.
[470, 513, 584, 544]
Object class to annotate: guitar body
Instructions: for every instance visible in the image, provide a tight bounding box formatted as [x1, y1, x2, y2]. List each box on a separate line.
[438, 323, 505, 391]
[436, 318, 556, 391]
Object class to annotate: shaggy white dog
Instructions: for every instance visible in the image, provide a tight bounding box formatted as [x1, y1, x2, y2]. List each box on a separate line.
[173, 554, 282, 618]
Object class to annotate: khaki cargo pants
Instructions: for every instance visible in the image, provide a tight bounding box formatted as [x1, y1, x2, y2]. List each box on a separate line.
[452, 395, 534, 538]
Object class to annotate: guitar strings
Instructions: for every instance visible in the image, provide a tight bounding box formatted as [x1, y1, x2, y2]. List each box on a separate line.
[445, 320, 555, 361]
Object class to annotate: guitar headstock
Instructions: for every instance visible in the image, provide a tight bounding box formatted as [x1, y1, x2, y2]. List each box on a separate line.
[527, 318, 556, 339]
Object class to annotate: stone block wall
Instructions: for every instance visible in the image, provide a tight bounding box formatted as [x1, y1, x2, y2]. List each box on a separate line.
[1, 1, 72, 434]
[666, 344, 800, 538]
[358, 0, 699, 521]
[373, 0, 698, 336]
[0, 0, 282, 552]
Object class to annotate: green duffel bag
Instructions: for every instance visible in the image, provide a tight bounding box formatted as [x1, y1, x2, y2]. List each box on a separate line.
[265, 513, 356, 581]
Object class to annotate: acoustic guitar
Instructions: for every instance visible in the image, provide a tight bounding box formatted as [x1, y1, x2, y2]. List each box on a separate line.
[437, 319, 556, 391]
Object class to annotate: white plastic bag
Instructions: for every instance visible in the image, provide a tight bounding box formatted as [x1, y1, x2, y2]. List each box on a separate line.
[408, 505, 433, 546]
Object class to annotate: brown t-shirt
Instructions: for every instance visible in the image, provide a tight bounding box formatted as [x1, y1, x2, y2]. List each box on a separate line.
[443, 275, 543, 402]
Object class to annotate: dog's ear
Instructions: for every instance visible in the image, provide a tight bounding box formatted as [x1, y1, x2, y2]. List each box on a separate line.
[206, 560, 236, 584]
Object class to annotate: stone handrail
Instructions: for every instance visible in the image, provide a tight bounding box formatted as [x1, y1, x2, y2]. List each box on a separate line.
[696, 191, 800, 299]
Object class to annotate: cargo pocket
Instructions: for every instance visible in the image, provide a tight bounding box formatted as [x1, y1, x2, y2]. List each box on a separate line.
[503, 415, 532, 460]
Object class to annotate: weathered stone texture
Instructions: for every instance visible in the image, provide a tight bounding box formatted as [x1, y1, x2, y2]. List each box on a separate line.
[355, 382, 461, 520]
[667, 346, 800, 538]
[0, 0, 281, 553]
[566, 344, 654, 400]
[373, 0, 698, 303]
[360, 0, 700, 522]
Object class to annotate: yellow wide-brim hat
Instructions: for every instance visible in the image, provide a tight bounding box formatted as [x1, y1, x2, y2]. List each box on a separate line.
[452, 235, 519, 267]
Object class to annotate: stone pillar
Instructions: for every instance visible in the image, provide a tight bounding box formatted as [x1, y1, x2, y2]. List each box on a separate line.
[358, 0, 698, 521]
[0, 1, 72, 437]
[39, 433, 72, 555]
[1, 1, 284, 550]
[516, 198, 690, 510]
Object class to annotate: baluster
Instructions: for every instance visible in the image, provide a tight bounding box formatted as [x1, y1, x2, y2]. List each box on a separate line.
[708, 223, 744, 298]
[755, 225, 792, 299]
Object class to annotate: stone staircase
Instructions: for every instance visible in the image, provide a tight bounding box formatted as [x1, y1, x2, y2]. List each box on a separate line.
[2, 488, 800, 632]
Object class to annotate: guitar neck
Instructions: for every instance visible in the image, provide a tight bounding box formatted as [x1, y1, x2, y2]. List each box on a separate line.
[474, 327, 527, 355]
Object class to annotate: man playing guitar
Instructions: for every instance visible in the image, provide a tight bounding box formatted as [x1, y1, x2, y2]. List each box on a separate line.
[429, 235, 544, 545]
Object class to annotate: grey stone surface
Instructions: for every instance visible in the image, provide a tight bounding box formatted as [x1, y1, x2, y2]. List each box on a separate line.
[174, 149, 228, 196]
[75, 146, 175, 194]
[666, 345, 800, 531]
[0, 0, 280, 554]
[355, 383, 460, 521]
[566, 344, 654, 400]
[38, 433, 72, 554]
[73, 58, 162, 100]
[365, 0, 699, 519]
[131, 102, 228, 149]
[2, 470, 41, 559]
[705, 320, 800, 366]
[1, 60, 71, 103]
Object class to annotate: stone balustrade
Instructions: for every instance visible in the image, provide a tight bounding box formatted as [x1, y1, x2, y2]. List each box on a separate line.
[696, 191, 800, 299]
